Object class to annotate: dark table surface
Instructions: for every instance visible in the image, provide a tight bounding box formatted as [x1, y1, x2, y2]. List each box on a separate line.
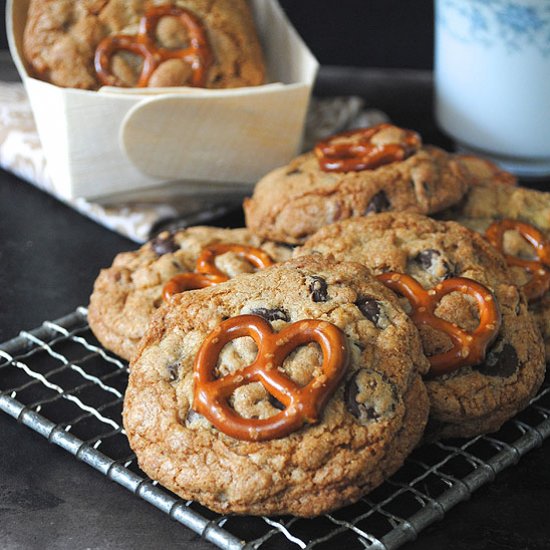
[1, 54, 550, 550]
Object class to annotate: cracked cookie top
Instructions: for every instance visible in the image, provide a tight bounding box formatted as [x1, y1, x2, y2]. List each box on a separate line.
[123, 255, 429, 516]
[88, 226, 291, 361]
[24, 0, 265, 89]
[244, 125, 471, 244]
[443, 189, 550, 357]
[296, 213, 546, 439]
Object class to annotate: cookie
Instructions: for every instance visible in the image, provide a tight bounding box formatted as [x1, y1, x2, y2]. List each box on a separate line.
[452, 216, 550, 357]
[123, 256, 430, 516]
[531, 294, 550, 358]
[88, 226, 291, 361]
[243, 124, 471, 244]
[455, 154, 517, 187]
[445, 181, 550, 232]
[439, 179, 550, 356]
[297, 213, 546, 439]
[24, 0, 265, 90]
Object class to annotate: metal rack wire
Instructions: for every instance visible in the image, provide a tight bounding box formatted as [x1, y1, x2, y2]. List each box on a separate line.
[1, 308, 549, 550]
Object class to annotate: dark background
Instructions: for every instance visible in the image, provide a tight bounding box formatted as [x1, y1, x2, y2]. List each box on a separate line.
[0, 0, 435, 69]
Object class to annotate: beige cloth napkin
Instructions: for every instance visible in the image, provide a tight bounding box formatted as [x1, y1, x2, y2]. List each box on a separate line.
[0, 81, 387, 243]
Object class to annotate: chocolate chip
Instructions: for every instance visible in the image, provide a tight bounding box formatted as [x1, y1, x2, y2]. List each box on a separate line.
[277, 242, 296, 250]
[167, 363, 179, 382]
[415, 249, 440, 270]
[356, 298, 382, 325]
[365, 190, 390, 214]
[268, 395, 285, 410]
[345, 370, 398, 424]
[308, 276, 329, 302]
[345, 372, 380, 421]
[475, 343, 519, 378]
[413, 249, 455, 279]
[250, 307, 290, 323]
[151, 232, 179, 256]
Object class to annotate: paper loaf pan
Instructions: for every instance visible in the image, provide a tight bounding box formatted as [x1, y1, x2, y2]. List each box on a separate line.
[7, 0, 319, 201]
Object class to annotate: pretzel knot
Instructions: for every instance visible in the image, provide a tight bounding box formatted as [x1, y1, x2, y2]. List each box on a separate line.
[162, 244, 274, 301]
[485, 219, 550, 302]
[377, 273, 501, 377]
[314, 123, 421, 172]
[193, 315, 349, 441]
[95, 5, 213, 87]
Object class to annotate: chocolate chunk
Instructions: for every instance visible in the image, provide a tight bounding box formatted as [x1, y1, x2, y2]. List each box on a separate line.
[475, 343, 519, 378]
[167, 363, 179, 382]
[345, 372, 380, 421]
[414, 249, 455, 279]
[268, 394, 285, 410]
[151, 231, 179, 256]
[250, 307, 290, 323]
[365, 190, 390, 214]
[356, 298, 382, 325]
[308, 276, 329, 302]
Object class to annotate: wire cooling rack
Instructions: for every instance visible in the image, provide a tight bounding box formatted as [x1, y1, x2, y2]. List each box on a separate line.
[1, 308, 549, 550]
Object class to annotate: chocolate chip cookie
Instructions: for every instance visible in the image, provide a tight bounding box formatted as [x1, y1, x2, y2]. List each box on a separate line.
[445, 181, 550, 232]
[244, 124, 471, 244]
[455, 154, 517, 187]
[439, 178, 550, 356]
[88, 226, 291, 361]
[297, 213, 546, 439]
[24, 0, 265, 89]
[451, 216, 550, 357]
[123, 256, 430, 516]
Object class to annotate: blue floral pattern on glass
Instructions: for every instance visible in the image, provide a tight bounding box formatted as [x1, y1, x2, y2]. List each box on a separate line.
[437, 0, 550, 56]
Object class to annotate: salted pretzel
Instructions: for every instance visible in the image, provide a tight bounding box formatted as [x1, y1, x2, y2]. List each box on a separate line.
[162, 243, 274, 301]
[95, 5, 213, 87]
[193, 314, 349, 441]
[314, 123, 421, 172]
[485, 219, 550, 302]
[377, 273, 501, 377]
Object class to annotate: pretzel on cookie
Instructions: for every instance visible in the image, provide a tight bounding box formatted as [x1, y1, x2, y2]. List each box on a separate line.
[195, 243, 275, 278]
[314, 123, 421, 172]
[193, 314, 349, 441]
[485, 219, 550, 302]
[162, 243, 274, 301]
[95, 5, 213, 87]
[377, 273, 501, 377]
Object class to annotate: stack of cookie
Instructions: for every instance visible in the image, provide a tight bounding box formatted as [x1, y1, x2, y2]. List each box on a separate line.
[89, 123, 549, 517]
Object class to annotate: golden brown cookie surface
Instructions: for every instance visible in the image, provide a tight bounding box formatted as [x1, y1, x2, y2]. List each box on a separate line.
[24, 0, 265, 89]
[123, 256, 430, 516]
[439, 177, 550, 356]
[297, 213, 546, 439]
[88, 226, 291, 361]
[244, 130, 470, 245]
[452, 216, 550, 357]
